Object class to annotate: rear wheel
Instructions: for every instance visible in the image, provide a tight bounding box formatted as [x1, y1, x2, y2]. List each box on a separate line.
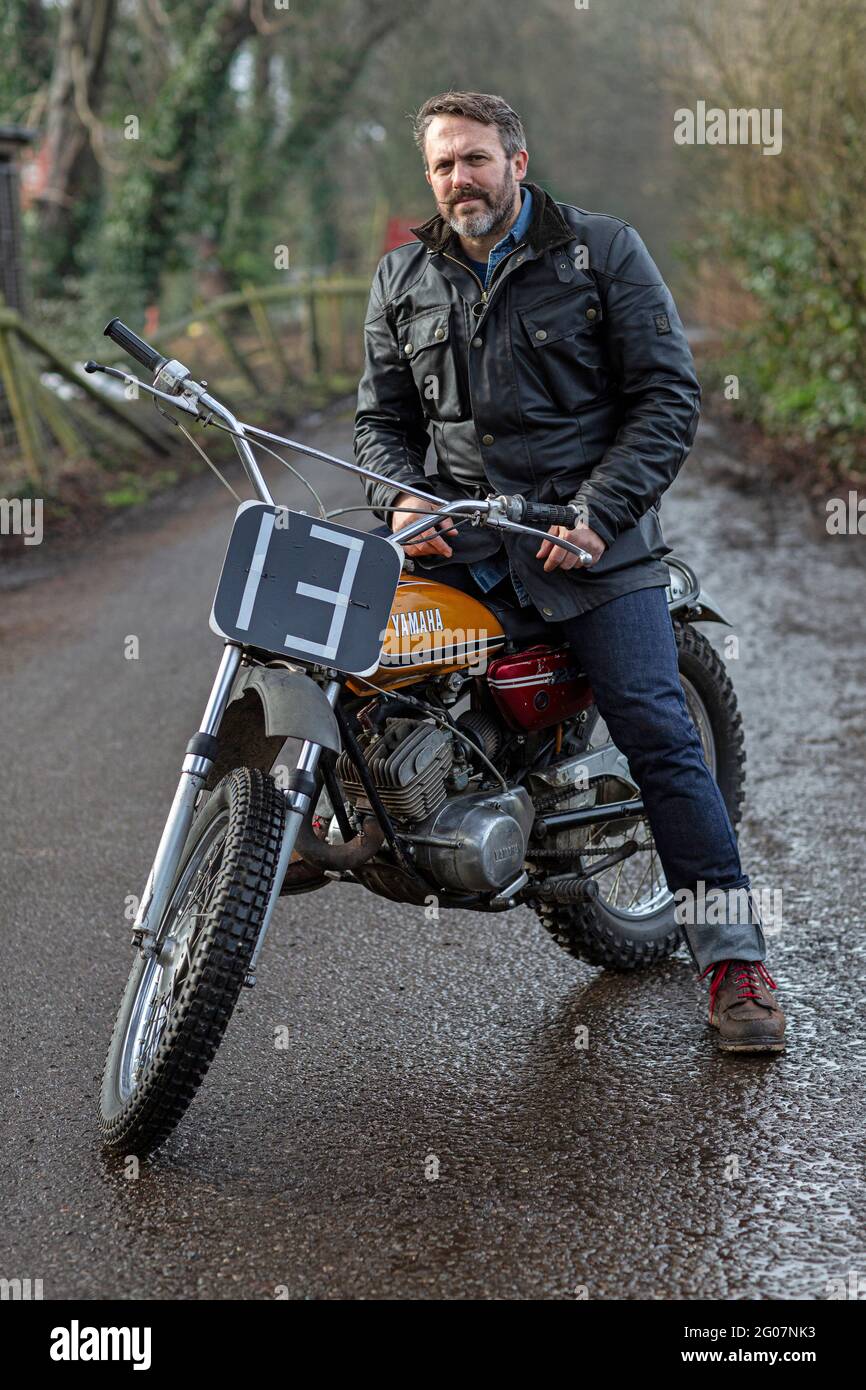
[100, 767, 285, 1154]
[533, 622, 745, 970]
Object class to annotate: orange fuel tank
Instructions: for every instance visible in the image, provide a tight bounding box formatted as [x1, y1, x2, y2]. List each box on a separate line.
[344, 575, 506, 694]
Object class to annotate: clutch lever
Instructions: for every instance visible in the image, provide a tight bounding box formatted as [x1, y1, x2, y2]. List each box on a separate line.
[83, 361, 201, 417]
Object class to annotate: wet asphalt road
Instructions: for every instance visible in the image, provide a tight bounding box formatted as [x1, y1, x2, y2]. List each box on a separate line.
[1, 403, 865, 1301]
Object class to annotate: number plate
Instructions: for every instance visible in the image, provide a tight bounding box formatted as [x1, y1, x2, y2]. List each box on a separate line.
[210, 503, 402, 676]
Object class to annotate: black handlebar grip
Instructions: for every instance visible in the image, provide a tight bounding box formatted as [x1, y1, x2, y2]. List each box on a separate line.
[521, 501, 579, 529]
[103, 318, 167, 374]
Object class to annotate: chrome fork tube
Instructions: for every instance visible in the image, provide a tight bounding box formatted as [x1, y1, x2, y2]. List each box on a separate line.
[244, 679, 342, 984]
[131, 643, 243, 952]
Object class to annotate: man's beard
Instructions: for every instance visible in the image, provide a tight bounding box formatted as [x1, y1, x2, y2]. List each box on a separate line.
[444, 166, 517, 238]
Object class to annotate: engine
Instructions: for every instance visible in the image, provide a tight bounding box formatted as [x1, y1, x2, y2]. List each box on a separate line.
[337, 718, 454, 822]
[333, 715, 535, 898]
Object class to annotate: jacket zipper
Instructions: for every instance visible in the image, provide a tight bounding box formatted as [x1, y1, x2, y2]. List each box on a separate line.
[439, 241, 526, 320]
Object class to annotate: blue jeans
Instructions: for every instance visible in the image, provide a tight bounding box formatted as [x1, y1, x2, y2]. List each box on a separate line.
[551, 583, 765, 971]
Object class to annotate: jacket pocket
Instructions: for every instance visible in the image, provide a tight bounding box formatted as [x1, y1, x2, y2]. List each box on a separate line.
[396, 304, 464, 422]
[518, 287, 609, 412]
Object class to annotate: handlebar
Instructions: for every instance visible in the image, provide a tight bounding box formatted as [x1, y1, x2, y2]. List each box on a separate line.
[85, 329, 594, 563]
[394, 494, 593, 564]
[103, 318, 167, 375]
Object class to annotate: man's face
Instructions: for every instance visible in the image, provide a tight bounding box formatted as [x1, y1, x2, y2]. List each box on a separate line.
[424, 114, 527, 238]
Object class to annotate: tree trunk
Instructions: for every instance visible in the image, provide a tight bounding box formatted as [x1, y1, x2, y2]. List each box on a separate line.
[35, 0, 117, 277]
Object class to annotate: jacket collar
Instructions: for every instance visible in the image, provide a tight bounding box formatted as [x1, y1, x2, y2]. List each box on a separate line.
[409, 179, 574, 256]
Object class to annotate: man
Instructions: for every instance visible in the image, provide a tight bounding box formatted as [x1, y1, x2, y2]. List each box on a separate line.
[353, 90, 784, 1052]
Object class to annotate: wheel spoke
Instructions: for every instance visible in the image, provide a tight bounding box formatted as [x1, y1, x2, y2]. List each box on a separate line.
[623, 840, 651, 910]
[119, 814, 230, 1098]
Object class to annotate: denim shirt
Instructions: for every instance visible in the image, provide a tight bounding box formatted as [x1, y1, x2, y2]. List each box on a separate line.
[470, 541, 533, 607]
[458, 187, 535, 606]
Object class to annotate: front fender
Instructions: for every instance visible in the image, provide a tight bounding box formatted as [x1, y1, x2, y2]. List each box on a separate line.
[204, 664, 341, 789]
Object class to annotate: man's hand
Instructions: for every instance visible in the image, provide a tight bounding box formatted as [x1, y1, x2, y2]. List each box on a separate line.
[536, 522, 606, 572]
[391, 493, 457, 558]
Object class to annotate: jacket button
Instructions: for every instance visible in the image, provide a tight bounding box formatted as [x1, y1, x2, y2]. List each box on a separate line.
[543, 607, 554, 617]
[434, 327, 445, 340]
[472, 336, 483, 348]
[535, 329, 548, 341]
[404, 342, 414, 355]
[481, 434, 494, 445]
[586, 307, 598, 321]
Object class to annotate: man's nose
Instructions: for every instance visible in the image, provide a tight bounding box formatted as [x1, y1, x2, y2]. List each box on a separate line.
[450, 162, 474, 189]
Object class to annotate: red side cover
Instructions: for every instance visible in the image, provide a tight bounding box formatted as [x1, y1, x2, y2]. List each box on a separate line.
[486, 644, 594, 732]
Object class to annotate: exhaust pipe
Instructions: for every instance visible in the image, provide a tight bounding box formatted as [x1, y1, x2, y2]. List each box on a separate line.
[293, 805, 386, 872]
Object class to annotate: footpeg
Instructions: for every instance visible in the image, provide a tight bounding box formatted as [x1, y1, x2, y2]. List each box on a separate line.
[534, 875, 600, 904]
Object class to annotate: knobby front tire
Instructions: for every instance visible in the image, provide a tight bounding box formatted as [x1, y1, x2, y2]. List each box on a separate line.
[99, 768, 285, 1156]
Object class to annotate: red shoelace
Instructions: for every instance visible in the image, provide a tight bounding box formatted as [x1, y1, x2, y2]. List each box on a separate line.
[701, 959, 777, 1015]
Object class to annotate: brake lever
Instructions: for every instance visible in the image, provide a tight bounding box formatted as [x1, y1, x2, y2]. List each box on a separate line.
[83, 361, 200, 416]
[486, 513, 594, 564]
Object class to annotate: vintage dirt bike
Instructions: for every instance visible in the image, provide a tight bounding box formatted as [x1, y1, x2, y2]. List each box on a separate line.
[91, 319, 745, 1155]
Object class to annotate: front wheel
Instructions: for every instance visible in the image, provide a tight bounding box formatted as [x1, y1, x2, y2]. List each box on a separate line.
[100, 767, 285, 1155]
[533, 621, 746, 971]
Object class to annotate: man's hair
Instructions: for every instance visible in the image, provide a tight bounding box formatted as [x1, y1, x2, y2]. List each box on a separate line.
[412, 91, 527, 166]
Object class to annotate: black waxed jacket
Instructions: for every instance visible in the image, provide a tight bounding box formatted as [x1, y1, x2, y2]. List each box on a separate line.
[353, 180, 701, 620]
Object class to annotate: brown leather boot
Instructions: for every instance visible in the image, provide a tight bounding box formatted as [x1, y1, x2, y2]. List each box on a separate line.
[702, 959, 786, 1053]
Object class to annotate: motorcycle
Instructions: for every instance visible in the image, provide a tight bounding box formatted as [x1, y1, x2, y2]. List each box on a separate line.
[91, 318, 745, 1155]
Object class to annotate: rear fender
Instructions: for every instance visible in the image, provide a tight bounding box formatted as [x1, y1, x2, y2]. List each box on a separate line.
[665, 554, 732, 627]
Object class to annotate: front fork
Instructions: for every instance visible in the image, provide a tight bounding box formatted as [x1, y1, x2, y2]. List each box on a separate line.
[243, 728, 332, 987]
[131, 642, 339, 981]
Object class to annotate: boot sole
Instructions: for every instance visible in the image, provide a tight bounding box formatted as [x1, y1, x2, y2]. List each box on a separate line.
[717, 1034, 789, 1050]
[709, 1019, 786, 1052]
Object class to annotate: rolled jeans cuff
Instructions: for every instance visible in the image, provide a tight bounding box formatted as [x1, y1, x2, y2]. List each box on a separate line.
[675, 880, 767, 974]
